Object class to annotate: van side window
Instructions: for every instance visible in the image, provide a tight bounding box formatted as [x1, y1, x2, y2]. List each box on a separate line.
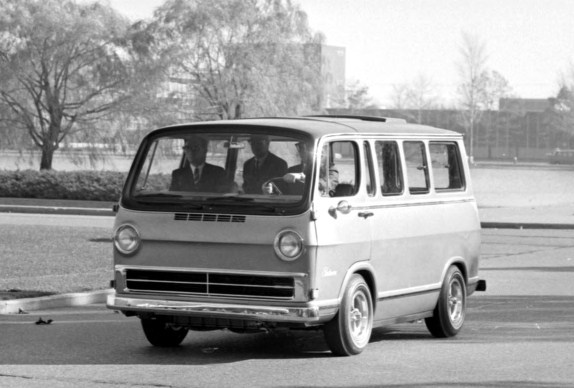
[404, 141, 430, 194]
[375, 141, 403, 196]
[327, 141, 357, 197]
[363, 141, 376, 196]
[429, 142, 465, 191]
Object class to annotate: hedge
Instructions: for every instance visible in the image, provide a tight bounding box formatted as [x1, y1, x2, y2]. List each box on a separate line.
[0, 170, 127, 202]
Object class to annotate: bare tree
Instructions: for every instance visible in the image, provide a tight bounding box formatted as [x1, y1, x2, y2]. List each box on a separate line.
[389, 74, 440, 123]
[389, 84, 410, 110]
[407, 74, 439, 123]
[0, 0, 143, 170]
[457, 32, 489, 163]
[548, 79, 574, 148]
[482, 70, 512, 110]
[145, 0, 323, 120]
[346, 80, 378, 110]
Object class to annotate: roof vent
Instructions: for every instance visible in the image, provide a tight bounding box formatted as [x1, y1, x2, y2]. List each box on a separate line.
[305, 115, 406, 123]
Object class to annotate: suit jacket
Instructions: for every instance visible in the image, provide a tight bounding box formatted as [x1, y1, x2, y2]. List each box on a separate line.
[170, 163, 227, 193]
[243, 152, 288, 194]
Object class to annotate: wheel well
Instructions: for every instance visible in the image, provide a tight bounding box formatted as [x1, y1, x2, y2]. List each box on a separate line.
[452, 261, 468, 283]
[355, 269, 377, 312]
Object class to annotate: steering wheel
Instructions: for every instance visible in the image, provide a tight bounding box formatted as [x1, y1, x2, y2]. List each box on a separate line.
[261, 177, 285, 195]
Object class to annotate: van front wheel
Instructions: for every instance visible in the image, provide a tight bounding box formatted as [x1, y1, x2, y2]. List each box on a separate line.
[425, 266, 466, 338]
[324, 274, 373, 356]
[141, 317, 188, 347]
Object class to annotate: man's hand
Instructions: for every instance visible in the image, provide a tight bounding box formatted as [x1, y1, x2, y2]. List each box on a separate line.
[283, 172, 305, 183]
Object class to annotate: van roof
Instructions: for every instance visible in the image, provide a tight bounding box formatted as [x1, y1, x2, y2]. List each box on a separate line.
[161, 115, 461, 138]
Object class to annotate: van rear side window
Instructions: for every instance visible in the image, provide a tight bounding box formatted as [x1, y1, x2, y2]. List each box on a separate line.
[404, 141, 430, 194]
[429, 142, 465, 191]
[375, 141, 403, 196]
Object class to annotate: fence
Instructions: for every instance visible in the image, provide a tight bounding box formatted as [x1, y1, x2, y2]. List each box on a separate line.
[327, 108, 574, 162]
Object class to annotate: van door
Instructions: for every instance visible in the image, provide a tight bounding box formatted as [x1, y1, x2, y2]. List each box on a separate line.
[311, 140, 373, 301]
[370, 140, 440, 320]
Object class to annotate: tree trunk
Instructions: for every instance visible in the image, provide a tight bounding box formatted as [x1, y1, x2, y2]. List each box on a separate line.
[40, 144, 55, 170]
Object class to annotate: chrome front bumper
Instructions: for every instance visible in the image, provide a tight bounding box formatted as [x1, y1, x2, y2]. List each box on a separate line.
[107, 294, 322, 323]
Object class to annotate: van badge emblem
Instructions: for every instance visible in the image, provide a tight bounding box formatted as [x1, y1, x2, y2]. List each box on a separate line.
[322, 267, 337, 277]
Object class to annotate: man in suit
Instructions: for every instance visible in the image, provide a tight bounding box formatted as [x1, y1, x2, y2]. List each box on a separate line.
[242, 135, 288, 194]
[170, 136, 227, 193]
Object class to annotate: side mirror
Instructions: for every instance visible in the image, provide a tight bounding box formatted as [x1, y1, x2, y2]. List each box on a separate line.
[329, 200, 351, 217]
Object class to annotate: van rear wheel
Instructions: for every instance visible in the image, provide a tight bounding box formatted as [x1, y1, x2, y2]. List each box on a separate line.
[141, 317, 188, 347]
[324, 274, 373, 356]
[425, 266, 466, 338]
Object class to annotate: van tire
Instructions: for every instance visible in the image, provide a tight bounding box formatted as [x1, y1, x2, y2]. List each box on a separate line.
[141, 317, 188, 347]
[324, 274, 373, 356]
[425, 266, 466, 338]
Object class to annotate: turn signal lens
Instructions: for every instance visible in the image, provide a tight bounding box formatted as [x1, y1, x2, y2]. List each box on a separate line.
[274, 230, 303, 261]
[113, 224, 141, 255]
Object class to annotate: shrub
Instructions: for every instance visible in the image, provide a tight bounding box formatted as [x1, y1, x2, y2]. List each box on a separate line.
[0, 170, 127, 202]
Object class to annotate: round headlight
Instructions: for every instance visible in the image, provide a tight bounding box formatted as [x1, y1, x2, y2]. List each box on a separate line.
[274, 230, 303, 261]
[113, 224, 141, 255]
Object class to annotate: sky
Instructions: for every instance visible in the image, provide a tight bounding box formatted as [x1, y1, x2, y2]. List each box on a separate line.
[101, 0, 574, 107]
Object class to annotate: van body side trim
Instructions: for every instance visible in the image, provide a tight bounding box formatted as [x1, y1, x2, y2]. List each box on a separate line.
[377, 283, 441, 301]
[351, 198, 476, 212]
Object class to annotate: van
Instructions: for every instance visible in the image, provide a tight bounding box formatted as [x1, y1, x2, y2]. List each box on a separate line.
[107, 115, 486, 356]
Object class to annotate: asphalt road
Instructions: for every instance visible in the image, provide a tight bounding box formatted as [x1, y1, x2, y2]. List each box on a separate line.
[1, 226, 574, 387]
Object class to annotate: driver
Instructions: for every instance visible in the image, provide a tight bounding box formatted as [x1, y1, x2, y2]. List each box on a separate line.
[242, 135, 287, 194]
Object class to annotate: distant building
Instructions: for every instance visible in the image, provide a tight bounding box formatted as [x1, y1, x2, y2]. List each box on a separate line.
[499, 98, 550, 114]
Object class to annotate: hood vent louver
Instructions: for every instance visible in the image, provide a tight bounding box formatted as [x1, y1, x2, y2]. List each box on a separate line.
[174, 213, 246, 223]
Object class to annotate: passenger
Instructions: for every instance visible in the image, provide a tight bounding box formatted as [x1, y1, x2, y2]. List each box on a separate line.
[243, 135, 287, 194]
[170, 136, 227, 192]
[318, 144, 339, 196]
[283, 142, 339, 196]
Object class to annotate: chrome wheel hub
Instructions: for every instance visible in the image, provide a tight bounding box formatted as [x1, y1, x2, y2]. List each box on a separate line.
[448, 279, 464, 327]
[348, 291, 370, 345]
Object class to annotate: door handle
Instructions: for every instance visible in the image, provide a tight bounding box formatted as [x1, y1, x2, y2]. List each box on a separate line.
[358, 211, 374, 219]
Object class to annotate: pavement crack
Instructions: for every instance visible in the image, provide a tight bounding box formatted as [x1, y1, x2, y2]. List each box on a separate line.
[0, 373, 33, 380]
[0, 373, 178, 387]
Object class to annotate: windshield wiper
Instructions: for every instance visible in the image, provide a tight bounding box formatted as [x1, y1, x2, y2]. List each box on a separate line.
[206, 195, 254, 202]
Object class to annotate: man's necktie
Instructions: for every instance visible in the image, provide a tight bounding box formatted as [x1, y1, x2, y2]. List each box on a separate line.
[193, 167, 200, 185]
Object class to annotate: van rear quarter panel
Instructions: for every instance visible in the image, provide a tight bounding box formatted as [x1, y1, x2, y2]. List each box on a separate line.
[372, 197, 481, 290]
[370, 195, 481, 320]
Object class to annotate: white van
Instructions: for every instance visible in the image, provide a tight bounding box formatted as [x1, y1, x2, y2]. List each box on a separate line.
[107, 115, 486, 356]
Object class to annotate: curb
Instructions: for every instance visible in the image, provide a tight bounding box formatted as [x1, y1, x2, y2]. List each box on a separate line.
[0, 205, 114, 217]
[481, 222, 574, 230]
[0, 289, 113, 314]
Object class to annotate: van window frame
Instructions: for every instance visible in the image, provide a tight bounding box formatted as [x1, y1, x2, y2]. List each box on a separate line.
[375, 140, 404, 197]
[403, 140, 430, 195]
[363, 141, 376, 197]
[120, 125, 314, 215]
[429, 141, 466, 192]
[318, 139, 359, 198]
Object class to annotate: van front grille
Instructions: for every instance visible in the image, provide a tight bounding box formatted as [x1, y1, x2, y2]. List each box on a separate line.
[174, 213, 246, 223]
[125, 269, 294, 299]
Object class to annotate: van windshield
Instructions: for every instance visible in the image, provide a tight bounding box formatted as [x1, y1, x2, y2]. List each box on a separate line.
[124, 129, 313, 214]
